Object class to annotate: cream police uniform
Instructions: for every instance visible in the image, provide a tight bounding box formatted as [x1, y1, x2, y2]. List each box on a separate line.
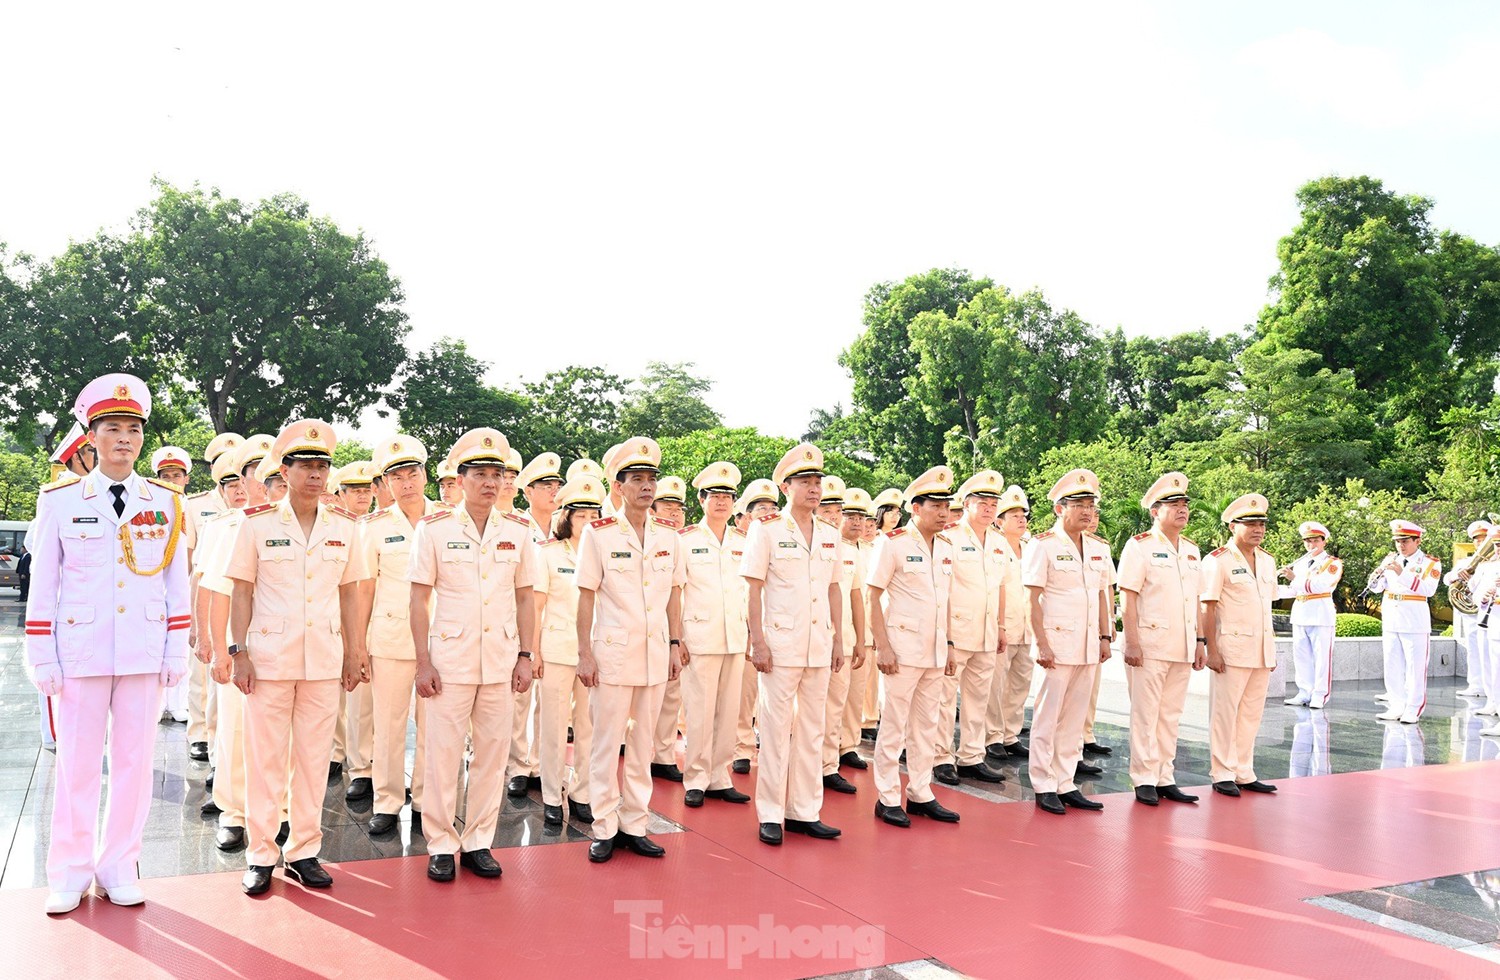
[1450, 521, 1494, 699]
[182, 432, 244, 755]
[864, 486, 906, 730]
[734, 478, 780, 767]
[26, 374, 190, 913]
[984, 485, 1033, 757]
[354, 436, 437, 826]
[534, 475, 605, 819]
[1117, 473, 1202, 798]
[867, 467, 957, 816]
[1023, 469, 1114, 806]
[1276, 521, 1342, 708]
[505, 454, 561, 796]
[331, 461, 378, 790]
[1377, 520, 1440, 724]
[816, 475, 858, 784]
[649, 474, 690, 778]
[575, 438, 682, 849]
[677, 463, 752, 799]
[1200, 494, 1278, 789]
[740, 444, 843, 835]
[226, 421, 364, 883]
[407, 429, 537, 870]
[935, 469, 1008, 778]
[836, 488, 876, 765]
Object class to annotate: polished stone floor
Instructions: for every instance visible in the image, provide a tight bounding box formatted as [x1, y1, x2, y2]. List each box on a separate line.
[1313, 870, 1500, 965]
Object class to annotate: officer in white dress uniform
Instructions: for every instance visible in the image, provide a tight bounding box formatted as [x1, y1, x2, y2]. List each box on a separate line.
[26, 373, 190, 915]
[1448, 521, 1494, 700]
[1375, 520, 1440, 724]
[1276, 521, 1343, 708]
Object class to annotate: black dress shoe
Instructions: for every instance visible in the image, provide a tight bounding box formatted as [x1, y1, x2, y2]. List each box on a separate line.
[242, 865, 273, 895]
[275, 821, 290, 847]
[200, 799, 222, 817]
[528, 775, 542, 790]
[874, 801, 910, 826]
[985, 741, 1007, 759]
[758, 822, 783, 845]
[1075, 761, 1103, 777]
[285, 858, 333, 888]
[460, 849, 503, 877]
[1082, 741, 1112, 756]
[345, 778, 373, 801]
[1237, 780, 1278, 794]
[368, 812, 399, 835]
[862, 727, 879, 741]
[569, 801, 593, 823]
[732, 759, 750, 775]
[784, 819, 841, 839]
[506, 775, 530, 799]
[205, 770, 215, 790]
[1059, 790, 1103, 811]
[704, 787, 751, 804]
[684, 790, 705, 808]
[328, 761, 343, 781]
[1134, 786, 1160, 806]
[1019, 726, 1030, 736]
[427, 854, 456, 881]
[1157, 784, 1199, 804]
[588, 838, 615, 863]
[839, 751, 868, 770]
[908, 799, 960, 823]
[216, 825, 246, 851]
[932, 764, 960, 786]
[618, 832, 666, 857]
[544, 804, 565, 824]
[650, 763, 685, 782]
[1035, 792, 1065, 815]
[822, 773, 857, 794]
[956, 763, 1005, 783]
[410, 812, 424, 835]
[1212, 781, 1241, 797]
[1006, 742, 1030, 759]
[189, 741, 209, 761]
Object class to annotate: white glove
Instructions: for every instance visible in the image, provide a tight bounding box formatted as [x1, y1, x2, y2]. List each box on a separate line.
[161, 660, 186, 688]
[29, 663, 63, 696]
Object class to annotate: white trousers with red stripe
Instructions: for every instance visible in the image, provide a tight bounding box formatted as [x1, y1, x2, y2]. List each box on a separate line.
[1290, 625, 1335, 707]
[1383, 631, 1429, 718]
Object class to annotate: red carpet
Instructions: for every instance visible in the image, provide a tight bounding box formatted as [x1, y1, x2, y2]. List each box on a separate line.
[10, 761, 1500, 978]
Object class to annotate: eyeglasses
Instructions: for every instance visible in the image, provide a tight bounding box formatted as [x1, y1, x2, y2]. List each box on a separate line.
[1065, 501, 1099, 512]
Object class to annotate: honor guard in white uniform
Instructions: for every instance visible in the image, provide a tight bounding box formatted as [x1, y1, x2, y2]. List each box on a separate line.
[182, 432, 243, 761]
[934, 470, 1009, 786]
[353, 436, 438, 836]
[1276, 521, 1343, 709]
[27, 373, 190, 914]
[866, 466, 961, 827]
[331, 461, 378, 802]
[648, 475, 690, 782]
[733, 477, 781, 774]
[1375, 520, 1441, 724]
[1118, 472, 1204, 806]
[1449, 521, 1495, 700]
[835, 488, 875, 773]
[533, 475, 605, 825]
[505, 452, 561, 801]
[34, 426, 96, 749]
[1024, 469, 1114, 815]
[677, 463, 755, 808]
[1473, 540, 1500, 736]
[575, 438, 684, 863]
[227, 420, 367, 896]
[984, 485, 1033, 763]
[1201, 493, 1280, 796]
[741, 444, 845, 846]
[408, 428, 537, 882]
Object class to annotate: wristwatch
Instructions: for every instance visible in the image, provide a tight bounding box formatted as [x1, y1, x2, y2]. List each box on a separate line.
[228, 643, 242, 656]
[517, 651, 532, 660]
[669, 639, 681, 646]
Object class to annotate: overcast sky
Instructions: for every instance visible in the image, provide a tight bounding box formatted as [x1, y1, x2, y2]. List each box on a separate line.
[4, 2, 1497, 441]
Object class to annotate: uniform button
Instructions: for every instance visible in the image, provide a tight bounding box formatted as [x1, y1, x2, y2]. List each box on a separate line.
[115, 607, 124, 614]
[118, 582, 124, 589]
[67, 617, 76, 624]
[484, 626, 491, 633]
[117, 558, 124, 565]
[483, 600, 489, 606]
[482, 574, 488, 580]
[307, 574, 314, 580]
[307, 620, 313, 627]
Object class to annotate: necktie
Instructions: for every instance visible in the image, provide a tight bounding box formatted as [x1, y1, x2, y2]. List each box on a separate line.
[110, 484, 126, 518]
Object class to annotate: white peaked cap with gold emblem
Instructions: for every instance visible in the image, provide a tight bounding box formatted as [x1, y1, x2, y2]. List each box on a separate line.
[1141, 471, 1189, 509]
[74, 372, 150, 425]
[904, 466, 955, 513]
[655, 476, 687, 504]
[693, 461, 742, 494]
[957, 469, 1004, 500]
[1222, 493, 1269, 524]
[842, 487, 873, 516]
[820, 475, 847, 505]
[519, 452, 563, 487]
[374, 435, 428, 474]
[1049, 468, 1100, 504]
[773, 443, 824, 484]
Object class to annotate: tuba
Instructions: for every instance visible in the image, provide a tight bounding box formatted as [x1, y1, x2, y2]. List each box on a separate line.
[1450, 533, 1500, 615]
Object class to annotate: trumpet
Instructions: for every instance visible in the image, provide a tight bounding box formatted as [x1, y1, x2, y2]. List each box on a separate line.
[1366, 552, 1399, 594]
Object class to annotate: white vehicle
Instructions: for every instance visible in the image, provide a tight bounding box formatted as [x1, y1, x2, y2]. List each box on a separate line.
[0, 520, 29, 588]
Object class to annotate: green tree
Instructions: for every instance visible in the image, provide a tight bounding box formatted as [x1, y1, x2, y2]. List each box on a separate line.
[1023, 436, 1157, 546]
[387, 338, 537, 462]
[1104, 327, 1245, 448]
[0, 450, 50, 520]
[524, 366, 627, 462]
[617, 362, 721, 437]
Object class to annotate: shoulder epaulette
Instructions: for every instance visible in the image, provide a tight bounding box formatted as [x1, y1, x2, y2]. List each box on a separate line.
[759, 513, 779, 524]
[935, 532, 951, 545]
[1209, 546, 1227, 557]
[1181, 536, 1196, 548]
[504, 511, 532, 527]
[359, 509, 390, 524]
[651, 516, 679, 529]
[1132, 531, 1152, 541]
[1086, 531, 1108, 543]
[187, 489, 211, 500]
[885, 527, 906, 539]
[243, 503, 275, 518]
[328, 505, 359, 521]
[942, 520, 960, 530]
[1035, 530, 1055, 540]
[730, 526, 747, 537]
[419, 510, 452, 524]
[676, 524, 697, 536]
[40, 474, 80, 493]
[541, 537, 565, 548]
[146, 476, 183, 494]
[1256, 546, 1273, 557]
[590, 516, 617, 530]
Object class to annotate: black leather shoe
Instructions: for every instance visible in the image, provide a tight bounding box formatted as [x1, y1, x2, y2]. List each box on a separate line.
[460, 849, 503, 877]
[619, 832, 666, 857]
[368, 812, 399, 836]
[1035, 792, 1065, 815]
[823, 773, 857, 794]
[908, 799, 960, 823]
[1082, 741, 1112, 756]
[683, 790, 705, 808]
[216, 825, 246, 851]
[1237, 780, 1278, 794]
[1158, 784, 1199, 804]
[204, 770, 215, 790]
[875, 802, 910, 827]
[861, 727, 879, 741]
[328, 761, 343, 781]
[275, 821, 290, 847]
[1075, 761, 1104, 777]
[839, 751, 868, 770]
[1019, 726, 1030, 736]
[731, 759, 750, 775]
[544, 804, 565, 824]
[1213, 781, 1241, 797]
[784, 819, 841, 839]
[1135, 786, 1160, 806]
[932, 764, 960, 786]
[588, 838, 615, 863]
[569, 801, 593, 823]
[1060, 790, 1103, 811]
[345, 778, 373, 801]
[1007, 742, 1030, 759]
[704, 787, 751, 804]
[242, 865, 273, 895]
[506, 775, 530, 799]
[427, 854, 456, 881]
[189, 741, 209, 761]
[956, 763, 1005, 783]
[200, 799, 222, 817]
[985, 741, 1007, 760]
[650, 763, 684, 782]
[285, 858, 333, 888]
[758, 822, 783, 845]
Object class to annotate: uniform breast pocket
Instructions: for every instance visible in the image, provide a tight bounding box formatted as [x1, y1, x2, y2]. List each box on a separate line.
[322, 544, 349, 568]
[493, 547, 521, 580]
[66, 525, 108, 568]
[56, 603, 95, 660]
[650, 554, 674, 574]
[440, 548, 477, 571]
[144, 600, 168, 645]
[688, 550, 714, 566]
[260, 548, 298, 581]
